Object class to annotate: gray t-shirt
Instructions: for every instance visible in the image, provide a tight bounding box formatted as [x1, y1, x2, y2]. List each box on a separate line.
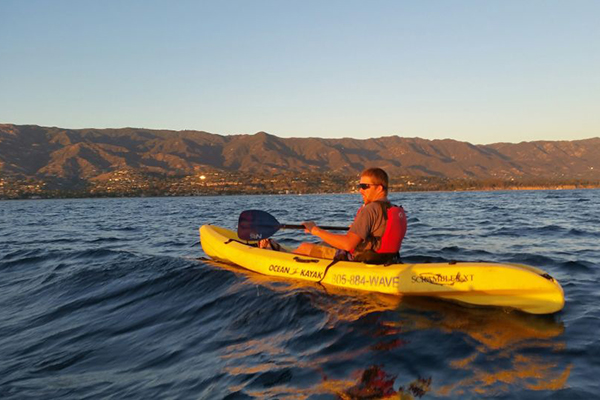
[349, 201, 387, 253]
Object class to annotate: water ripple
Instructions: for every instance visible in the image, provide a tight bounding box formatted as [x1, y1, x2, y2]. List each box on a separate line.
[1, 191, 599, 398]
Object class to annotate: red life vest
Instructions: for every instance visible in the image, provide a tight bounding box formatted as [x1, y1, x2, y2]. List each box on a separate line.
[351, 201, 407, 264]
[376, 204, 407, 254]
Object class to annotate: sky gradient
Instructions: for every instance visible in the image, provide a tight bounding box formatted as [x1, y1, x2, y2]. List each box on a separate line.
[1, 0, 599, 144]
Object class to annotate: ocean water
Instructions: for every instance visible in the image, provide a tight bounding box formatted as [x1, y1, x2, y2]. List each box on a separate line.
[1, 190, 599, 399]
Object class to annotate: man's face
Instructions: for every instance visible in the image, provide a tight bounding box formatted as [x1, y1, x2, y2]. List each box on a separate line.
[358, 175, 382, 204]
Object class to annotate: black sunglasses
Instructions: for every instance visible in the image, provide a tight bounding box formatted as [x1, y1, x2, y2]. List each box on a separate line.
[357, 183, 382, 190]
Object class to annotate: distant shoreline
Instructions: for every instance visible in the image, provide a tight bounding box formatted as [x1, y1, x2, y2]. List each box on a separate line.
[3, 183, 599, 201]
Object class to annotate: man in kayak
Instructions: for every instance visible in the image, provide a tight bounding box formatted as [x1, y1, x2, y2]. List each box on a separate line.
[261, 167, 407, 264]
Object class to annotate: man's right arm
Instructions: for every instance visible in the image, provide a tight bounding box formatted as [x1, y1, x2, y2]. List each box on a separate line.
[303, 222, 363, 252]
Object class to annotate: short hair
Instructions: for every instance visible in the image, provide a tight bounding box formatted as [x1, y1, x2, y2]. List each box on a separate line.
[361, 167, 389, 193]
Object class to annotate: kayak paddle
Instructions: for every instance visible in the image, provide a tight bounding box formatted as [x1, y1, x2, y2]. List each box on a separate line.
[237, 210, 348, 240]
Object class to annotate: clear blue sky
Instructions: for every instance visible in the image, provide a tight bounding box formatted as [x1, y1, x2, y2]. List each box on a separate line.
[1, 0, 598, 144]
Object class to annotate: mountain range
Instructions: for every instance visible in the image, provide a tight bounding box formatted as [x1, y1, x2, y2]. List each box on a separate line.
[1, 124, 599, 184]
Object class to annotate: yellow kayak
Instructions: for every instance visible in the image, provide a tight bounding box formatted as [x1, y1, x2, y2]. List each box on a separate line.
[199, 224, 565, 314]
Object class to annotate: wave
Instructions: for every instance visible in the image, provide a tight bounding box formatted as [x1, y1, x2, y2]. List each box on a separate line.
[2, 192, 598, 398]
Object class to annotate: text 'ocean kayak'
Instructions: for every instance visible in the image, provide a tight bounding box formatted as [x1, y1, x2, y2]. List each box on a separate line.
[199, 225, 564, 314]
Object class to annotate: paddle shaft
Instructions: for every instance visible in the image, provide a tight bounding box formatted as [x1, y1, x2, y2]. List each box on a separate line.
[280, 224, 348, 231]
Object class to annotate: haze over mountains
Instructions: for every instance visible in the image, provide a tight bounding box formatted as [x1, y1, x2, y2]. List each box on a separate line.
[1, 124, 599, 183]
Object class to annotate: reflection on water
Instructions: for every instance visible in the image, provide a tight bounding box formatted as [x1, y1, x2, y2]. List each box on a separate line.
[326, 366, 432, 400]
[400, 297, 570, 396]
[204, 259, 570, 398]
[401, 296, 565, 348]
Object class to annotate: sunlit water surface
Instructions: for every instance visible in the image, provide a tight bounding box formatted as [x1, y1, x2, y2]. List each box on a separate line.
[1, 190, 599, 399]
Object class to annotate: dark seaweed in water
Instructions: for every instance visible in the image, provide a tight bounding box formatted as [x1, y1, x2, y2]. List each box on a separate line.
[1, 190, 599, 399]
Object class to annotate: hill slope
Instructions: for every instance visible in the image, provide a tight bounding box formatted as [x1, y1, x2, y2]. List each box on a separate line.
[1, 124, 599, 183]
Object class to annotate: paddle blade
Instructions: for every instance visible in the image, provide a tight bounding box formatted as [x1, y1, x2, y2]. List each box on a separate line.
[238, 210, 282, 240]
